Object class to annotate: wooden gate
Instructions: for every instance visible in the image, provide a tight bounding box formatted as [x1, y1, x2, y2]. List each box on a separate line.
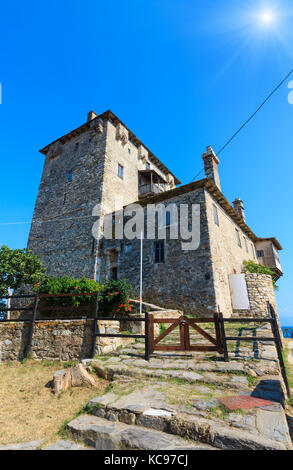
[149, 314, 223, 354]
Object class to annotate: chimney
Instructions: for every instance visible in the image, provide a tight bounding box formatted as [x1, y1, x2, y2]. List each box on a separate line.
[87, 110, 98, 122]
[233, 198, 246, 223]
[202, 146, 221, 190]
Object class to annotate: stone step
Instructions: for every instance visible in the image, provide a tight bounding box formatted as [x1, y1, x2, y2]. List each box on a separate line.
[85, 387, 292, 450]
[67, 414, 215, 450]
[41, 440, 91, 450]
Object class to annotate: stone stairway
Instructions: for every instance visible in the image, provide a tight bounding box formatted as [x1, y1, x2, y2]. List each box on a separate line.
[67, 414, 215, 450]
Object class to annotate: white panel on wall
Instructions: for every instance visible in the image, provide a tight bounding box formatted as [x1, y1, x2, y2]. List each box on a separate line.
[229, 274, 250, 310]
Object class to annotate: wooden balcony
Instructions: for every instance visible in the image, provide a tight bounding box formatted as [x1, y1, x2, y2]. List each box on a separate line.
[138, 182, 167, 198]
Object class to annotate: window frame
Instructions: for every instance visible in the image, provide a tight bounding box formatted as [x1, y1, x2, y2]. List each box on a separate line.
[235, 229, 242, 248]
[118, 163, 124, 179]
[213, 204, 219, 226]
[154, 240, 165, 263]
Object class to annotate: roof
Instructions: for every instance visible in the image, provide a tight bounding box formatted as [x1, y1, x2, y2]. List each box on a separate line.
[39, 110, 181, 185]
[255, 237, 282, 251]
[138, 169, 166, 183]
[136, 177, 283, 250]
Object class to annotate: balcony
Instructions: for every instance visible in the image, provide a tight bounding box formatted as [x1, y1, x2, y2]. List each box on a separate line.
[138, 170, 167, 199]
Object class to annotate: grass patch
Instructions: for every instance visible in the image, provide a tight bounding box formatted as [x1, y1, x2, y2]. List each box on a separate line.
[0, 360, 108, 446]
[282, 344, 293, 390]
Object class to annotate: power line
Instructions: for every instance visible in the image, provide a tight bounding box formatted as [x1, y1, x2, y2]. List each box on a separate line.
[190, 68, 293, 182]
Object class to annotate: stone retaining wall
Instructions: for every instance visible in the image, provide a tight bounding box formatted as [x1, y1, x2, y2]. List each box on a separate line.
[0, 319, 132, 362]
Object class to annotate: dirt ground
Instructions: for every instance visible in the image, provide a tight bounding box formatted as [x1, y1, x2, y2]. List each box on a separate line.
[0, 360, 108, 446]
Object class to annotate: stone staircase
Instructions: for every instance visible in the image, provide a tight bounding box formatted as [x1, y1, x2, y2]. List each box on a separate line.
[67, 414, 215, 450]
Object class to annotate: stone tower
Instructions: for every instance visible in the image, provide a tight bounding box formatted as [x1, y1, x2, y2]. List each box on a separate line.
[27, 110, 179, 280]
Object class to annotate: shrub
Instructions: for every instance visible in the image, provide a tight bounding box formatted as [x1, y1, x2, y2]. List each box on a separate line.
[243, 261, 279, 291]
[33, 276, 100, 306]
[98, 279, 134, 316]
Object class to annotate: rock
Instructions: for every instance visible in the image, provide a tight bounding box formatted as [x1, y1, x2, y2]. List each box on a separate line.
[192, 399, 218, 411]
[71, 364, 96, 388]
[52, 369, 71, 395]
[91, 362, 113, 380]
[0, 440, 43, 450]
[256, 408, 292, 446]
[41, 440, 89, 450]
[67, 414, 215, 450]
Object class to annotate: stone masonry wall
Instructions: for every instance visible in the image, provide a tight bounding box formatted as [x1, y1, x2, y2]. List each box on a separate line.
[27, 118, 107, 279]
[0, 319, 125, 362]
[236, 273, 278, 318]
[205, 190, 258, 317]
[100, 187, 217, 316]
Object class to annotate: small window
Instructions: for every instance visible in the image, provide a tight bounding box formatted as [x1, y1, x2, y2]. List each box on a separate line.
[75, 142, 79, 151]
[154, 241, 165, 263]
[235, 229, 242, 248]
[118, 164, 124, 179]
[166, 211, 171, 227]
[146, 162, 150, 170]
[213, 204, 219, 226]
[257, 250, 264, 258]
[110, 267, 118, 281]
[251, 244, 256, 259]
[244, 237, 248, 253]
[66, 171, 73, 182]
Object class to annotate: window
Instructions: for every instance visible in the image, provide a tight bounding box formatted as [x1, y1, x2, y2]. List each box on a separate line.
[251, 244, 256, 259]
[118, 164, 124, 179]
[166, 211, 171, 227]
[235, 229, 242, 247]
[66, 171, 72, 182]
[213, 204, 219, 226]
[74, 142, 79, 151]
[257, 250, 264, 258]
[110, 267, 118, 281]
[244, 237, 248, 253]
[146, 162, 150, 170]
[154, 241, 165, 263]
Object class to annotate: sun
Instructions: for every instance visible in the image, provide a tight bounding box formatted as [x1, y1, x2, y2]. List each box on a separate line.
[259, 10, 275, 25]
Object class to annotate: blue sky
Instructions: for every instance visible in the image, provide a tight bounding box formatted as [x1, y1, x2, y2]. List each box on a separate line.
[1, 0, 293, 324]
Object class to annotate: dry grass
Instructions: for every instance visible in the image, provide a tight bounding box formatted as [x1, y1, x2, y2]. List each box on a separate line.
[0, 360, 108, 446]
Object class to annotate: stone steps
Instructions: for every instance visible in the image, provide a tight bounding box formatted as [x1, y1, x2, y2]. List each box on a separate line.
[66, 414, 215, 450]
[81, 388, 292, 450]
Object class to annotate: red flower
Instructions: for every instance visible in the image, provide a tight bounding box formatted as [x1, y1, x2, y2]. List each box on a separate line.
[74, 286, 78, 290]
[33, 282, 40, 287]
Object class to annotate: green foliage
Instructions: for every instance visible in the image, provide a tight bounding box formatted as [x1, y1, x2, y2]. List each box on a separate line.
[0, 245, 46, 297]
[160, 323, 167, 335]
[243, 260, 279, 291]
[98, 278, 134, 316]
[33, 276, 100, 306]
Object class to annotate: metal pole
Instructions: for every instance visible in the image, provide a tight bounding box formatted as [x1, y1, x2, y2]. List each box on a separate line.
[140, 231, 143, 316]
[145, 311, 150, 361]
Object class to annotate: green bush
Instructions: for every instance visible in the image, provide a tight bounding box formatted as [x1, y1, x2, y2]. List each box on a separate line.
[98, 279, 134, 317]
[33, 276, 100, 306]
[243, 261, 279, 291]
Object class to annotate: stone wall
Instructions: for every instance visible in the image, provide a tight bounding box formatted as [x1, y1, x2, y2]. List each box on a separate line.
[100, 187, 217, 316]
[205, 191, 258, 317]
[27, 118, 107, 279]
[0, 319, 131, 362]
[233, 273, 278, 318]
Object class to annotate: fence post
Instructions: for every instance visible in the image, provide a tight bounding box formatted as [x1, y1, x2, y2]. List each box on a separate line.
[91, 292, 99, 359]
[214, 312, 223, 354]
[267, 302, 290, 397]
[145, 311, 150, 361]
[24, 294, 39, 359]
[218, 310, 229, 362]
